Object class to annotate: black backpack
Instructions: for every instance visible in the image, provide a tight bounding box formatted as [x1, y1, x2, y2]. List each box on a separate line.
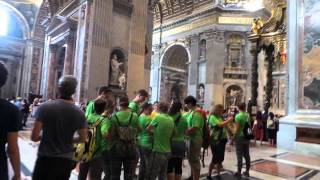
[243, 115, 254, 140]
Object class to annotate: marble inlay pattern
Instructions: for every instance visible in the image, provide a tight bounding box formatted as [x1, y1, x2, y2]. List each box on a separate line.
[277, 153, 320, 167]
[251, 160, 310, 179]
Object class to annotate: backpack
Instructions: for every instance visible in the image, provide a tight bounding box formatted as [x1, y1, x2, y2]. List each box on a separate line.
[196, 110, 210, 149]
[74, 118, 103, 162]
[243, 115, 254, 140]
[193, 110, 210, 168]
[267, 118, 275, 129]
[112, 112, 137, 158]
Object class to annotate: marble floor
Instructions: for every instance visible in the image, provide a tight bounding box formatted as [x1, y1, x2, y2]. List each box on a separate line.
[9, 119, 320, 180]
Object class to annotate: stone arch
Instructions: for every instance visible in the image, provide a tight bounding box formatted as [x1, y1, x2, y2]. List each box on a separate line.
[0, 1, 31, 39]
[160, 42, 191, 66]
[159, 44, 189, 102]
[225, 32, 247, 43]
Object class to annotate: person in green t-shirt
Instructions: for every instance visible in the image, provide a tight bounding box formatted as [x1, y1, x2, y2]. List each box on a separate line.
[85, 86, 113, 118]
[207, 104, 233, 179]
[167, 101, 188, 180]
[137, 102, 153, 180]
[110, 97, 139, 180]
[128, 89, 149, 114]
[101, 99, 115, 180]
[234, 103, 251, 178]
[147, 102, 174, 180]
[184, 96, 203, 180]
[78, 99, 106, 180]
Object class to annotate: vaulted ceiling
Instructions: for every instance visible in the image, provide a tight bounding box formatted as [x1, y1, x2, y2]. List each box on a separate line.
[154, 0, 213, 21]
[3, 0, 39, 28]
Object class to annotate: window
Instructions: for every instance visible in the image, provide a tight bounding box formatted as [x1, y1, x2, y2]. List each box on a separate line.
[0, 9, 8, 36]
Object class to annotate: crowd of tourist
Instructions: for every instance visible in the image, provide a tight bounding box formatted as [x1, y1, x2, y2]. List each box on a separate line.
[0, 62, 281, 180]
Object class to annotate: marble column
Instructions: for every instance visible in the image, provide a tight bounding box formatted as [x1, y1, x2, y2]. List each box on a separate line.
[46, 44, 58, 99]
[150, 45, 161, 102]
[249, 39, 260, 106]
[74, 2, 91, 102]
[63, 35, 75, 75]
[205, 30, 225, 107]
[187, 34, 200, 97]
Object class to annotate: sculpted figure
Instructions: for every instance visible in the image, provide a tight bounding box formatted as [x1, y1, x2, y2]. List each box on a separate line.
[110, 54, 123, 84]
[119, 73, 126, 90]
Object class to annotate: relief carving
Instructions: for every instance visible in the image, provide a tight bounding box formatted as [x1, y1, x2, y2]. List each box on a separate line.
[204, 30, 225, 42]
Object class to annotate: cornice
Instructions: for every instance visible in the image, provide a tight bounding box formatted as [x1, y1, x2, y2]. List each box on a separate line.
[154, 6, 269, 33]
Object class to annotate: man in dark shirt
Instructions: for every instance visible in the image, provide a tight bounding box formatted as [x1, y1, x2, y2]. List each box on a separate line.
[31, 75, 88, 180]
[0, 63, 21, 180]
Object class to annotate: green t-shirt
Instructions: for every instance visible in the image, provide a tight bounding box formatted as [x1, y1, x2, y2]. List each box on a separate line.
[235, 111, 250, 138]
[85, 101, 94, 118]
[171, 114, 188, 142]
[208, 115, 227, 144]
[111, 111, 139, 128]
[87, 113, 105, 157]
[129, 101, 140, 114]
[138, 115, 153, 149]
[150, 113, 174, 153]
[101, 116, 112, 151]
[186, 110, 204, 140]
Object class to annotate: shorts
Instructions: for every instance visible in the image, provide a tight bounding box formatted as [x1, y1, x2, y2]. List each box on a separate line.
[210, 139, 227, 164]
[187, 139, 202, 171]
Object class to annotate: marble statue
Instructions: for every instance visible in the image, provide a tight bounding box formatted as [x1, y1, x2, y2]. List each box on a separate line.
[119, 73, 126, 90]
[110, 54, 123, 85]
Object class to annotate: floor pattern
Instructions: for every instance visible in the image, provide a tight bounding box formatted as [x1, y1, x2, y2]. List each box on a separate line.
[251, 160, 310, 179]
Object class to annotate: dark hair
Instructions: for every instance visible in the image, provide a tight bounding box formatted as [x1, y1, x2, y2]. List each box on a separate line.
[137, 89, 149, 97]
[98, 86, 112, 95]
[58, 75, 77, 100]
[158, 102, 169, 113]
[184, 96, 197, 106]
[0, 63, 8, 88]
[105, 99, 114, 110]
[119, 96, 129, 107]
[238, 102, 246, 111]
[140, 102, 153, 114]
[256, 111, 263, 120]
[168, 101, 182, 115]
[269, 112, 274, 119]
[153, 101, 159, 105]
[94, 99, 107, 114]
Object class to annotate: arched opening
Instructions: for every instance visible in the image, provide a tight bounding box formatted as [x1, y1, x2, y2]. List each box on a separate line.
[0, 1, 30, 98]
[160, 45, 189, 102]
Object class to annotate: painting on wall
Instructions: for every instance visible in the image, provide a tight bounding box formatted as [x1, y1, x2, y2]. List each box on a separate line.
[301, 0, 320, 109]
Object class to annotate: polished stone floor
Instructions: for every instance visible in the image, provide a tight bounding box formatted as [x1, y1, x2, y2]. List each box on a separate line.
[9, 119, 320, 180]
